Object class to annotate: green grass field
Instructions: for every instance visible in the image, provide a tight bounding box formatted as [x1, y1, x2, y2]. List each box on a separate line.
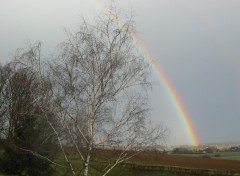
[214, 152, 240, 160]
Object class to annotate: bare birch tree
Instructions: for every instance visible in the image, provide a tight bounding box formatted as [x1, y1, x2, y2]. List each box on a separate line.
[45, 9, 167, 176]
[11, 8, 167, 176]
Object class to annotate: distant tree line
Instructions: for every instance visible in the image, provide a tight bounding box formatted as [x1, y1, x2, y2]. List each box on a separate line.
[172, 147, 194, 154]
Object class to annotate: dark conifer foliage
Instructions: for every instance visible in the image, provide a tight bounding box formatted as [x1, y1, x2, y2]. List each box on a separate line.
[0, 66, 57, 176]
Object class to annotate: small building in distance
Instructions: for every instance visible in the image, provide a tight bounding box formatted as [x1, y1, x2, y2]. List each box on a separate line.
[203, 146, 219, 153]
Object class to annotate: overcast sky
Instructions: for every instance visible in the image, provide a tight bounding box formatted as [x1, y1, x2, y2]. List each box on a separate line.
[1, 0, 240, 145]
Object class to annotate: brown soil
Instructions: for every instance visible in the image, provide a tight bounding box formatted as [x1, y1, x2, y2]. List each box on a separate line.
[92, 149, 240, 172]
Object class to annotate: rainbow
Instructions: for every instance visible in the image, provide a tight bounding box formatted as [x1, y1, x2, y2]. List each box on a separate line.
[90, 0, 199, 146]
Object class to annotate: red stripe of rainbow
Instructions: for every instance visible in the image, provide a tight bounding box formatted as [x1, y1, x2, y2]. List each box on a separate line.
[90, 0, 199, 146]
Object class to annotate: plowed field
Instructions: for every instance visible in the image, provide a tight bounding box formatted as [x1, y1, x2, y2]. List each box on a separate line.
[92, 149, 240, 172]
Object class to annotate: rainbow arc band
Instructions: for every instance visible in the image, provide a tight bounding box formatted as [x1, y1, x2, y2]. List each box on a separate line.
[91, 0, 199, 146]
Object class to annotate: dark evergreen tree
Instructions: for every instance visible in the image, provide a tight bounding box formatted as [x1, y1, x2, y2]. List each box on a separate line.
[0, 67, 57, 176]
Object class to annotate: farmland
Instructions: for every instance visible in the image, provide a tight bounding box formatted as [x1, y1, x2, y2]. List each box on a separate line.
[52, 149, 240, 176]
[1, 148, 240, 175]
[130, 152, 240, 171]
[174, 151, 240, 160]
